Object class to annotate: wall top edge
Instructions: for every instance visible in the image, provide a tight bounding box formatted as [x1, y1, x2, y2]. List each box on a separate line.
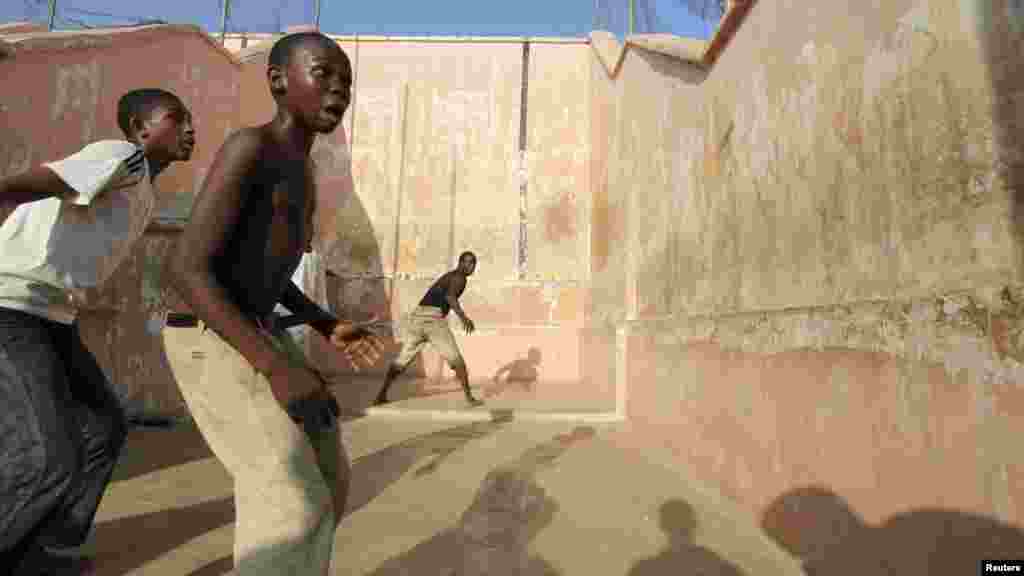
[589, 0, 757, 78]
[0, 23, 242, 67]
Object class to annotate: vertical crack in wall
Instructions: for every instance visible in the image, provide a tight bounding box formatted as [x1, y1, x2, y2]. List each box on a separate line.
[448, 141, 458, 266]
[390, 81, 410, 305]
[518, 41, 531, 280]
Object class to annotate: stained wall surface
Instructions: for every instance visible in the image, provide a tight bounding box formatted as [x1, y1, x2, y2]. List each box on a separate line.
[593, 0, 1024, 538]
[0, 25, 240, 414]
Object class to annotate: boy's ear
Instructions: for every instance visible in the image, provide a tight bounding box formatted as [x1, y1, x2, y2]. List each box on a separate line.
[268, 65, 287, 95]
[129, 115, 149, 141]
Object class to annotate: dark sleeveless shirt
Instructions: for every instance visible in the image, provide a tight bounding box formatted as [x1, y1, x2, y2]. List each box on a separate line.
[419, 271, 465, 316]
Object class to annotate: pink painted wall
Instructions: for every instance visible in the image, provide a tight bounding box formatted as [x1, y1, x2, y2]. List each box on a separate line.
[591, 0, 1024, 564]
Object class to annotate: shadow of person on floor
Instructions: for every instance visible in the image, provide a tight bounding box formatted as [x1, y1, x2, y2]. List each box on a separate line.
[366, 427, 599, 576]
[628, 499, 745, 576]
[761, 485, 1024, 575]
[109, 419, 215, 482]
[186, 426, 595, 575]
[364, 468, 561, 576]
[90, 496, 234, 575]
[345, 414, 513, 516]
[485, 347, 543, 399]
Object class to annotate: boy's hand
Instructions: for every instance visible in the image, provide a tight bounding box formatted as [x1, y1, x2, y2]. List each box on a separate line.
[461, 316, 475, 334]
[328, 318, 385, 370]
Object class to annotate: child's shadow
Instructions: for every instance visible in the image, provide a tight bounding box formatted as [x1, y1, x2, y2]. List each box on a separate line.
[485, 347, 542, 399]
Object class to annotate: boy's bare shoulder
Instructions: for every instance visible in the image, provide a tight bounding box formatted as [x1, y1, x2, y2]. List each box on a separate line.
[222, 126, 270, 158]
[210, 127, 280, 192]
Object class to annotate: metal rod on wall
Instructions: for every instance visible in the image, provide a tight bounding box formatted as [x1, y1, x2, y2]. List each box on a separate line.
[314, 0, 322, 29]
[220, 0, 231, 44]
[628, 0, 634, 35]
[47, 0, 57, 31]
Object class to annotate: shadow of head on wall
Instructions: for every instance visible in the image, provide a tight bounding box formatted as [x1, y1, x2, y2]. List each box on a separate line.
[761, 484, 1024, 576]
[628, 499, 746, 576]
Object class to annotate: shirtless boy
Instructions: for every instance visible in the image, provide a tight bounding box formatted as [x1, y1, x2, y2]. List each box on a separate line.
[167, 32, 383, 575]
[0, 89, 194, 574]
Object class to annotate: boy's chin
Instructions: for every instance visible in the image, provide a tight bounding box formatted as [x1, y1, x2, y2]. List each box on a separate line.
[314, 119, 341, 134]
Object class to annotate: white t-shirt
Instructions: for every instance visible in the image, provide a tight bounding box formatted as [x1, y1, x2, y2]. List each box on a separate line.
[0, 140, 155, 324]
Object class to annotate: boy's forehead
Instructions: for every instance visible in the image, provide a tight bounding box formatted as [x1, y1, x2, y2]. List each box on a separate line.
[149, 96, 189, 117]
[291, 39, 349, 65]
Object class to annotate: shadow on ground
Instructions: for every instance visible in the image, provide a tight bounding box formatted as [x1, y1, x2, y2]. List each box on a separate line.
[91, 497, 234, 575]
[94, 413, 514, 574]
[761, 485, 1024, 575]
[345, 413, 513, 516]
[627, 499, 745, 576]
[109, 420, 214, 483]
[366, 426, 597, 575]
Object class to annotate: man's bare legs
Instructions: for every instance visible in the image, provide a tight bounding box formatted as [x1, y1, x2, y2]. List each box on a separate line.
[451, 359, 482, 406]
[375, 360, 481, 406]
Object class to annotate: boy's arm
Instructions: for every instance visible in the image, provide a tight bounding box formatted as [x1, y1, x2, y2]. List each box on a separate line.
[167, 130, 282, 376]
[279, 280, 338, 338]
[0, 166, 82, 206]
[446, 275, 474, 328]
[2, 142, 145, 207]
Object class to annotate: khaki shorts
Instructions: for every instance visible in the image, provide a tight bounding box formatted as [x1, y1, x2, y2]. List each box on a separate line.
[392, 306, 464, 368]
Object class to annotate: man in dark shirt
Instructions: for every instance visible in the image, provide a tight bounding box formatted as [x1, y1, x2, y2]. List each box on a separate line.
[376, 251, 482, 407]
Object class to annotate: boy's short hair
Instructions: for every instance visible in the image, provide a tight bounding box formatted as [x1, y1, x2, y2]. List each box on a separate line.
[268, 31, 336, 69]
[459, 251, 477, 262]
[116, 88, 181, 137]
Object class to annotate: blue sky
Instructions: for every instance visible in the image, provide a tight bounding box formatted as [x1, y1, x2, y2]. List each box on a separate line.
[4, 0, 721, 39]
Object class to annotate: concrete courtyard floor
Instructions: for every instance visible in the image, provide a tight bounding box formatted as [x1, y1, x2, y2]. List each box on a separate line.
[84, 390, 805, 575]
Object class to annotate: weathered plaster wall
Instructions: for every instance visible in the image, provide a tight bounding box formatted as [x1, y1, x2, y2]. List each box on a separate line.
[0, 25, 241, 414]
[597, 0, 1024, 532]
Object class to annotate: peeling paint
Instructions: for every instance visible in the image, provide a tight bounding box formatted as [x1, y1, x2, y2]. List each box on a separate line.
[650, 286, 1024, 390]
[541, 191, 576, 244]
[51, 60, 101, 142]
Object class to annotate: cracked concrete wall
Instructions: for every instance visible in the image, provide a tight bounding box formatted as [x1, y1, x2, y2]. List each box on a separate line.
[594, 0, 1024, 528]
[0, 26, 241, 415]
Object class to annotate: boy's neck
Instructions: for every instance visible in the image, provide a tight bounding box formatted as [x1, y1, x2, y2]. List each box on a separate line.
[147, 157, 169, 180]
[270, 108, 317, 156]
[130, 138, 168, 180]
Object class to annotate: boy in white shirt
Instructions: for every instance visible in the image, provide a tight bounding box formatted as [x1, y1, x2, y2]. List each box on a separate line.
[0, 88, 195, 574]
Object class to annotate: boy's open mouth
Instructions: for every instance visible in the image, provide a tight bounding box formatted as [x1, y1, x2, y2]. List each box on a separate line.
[322, 104, 344, 122]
